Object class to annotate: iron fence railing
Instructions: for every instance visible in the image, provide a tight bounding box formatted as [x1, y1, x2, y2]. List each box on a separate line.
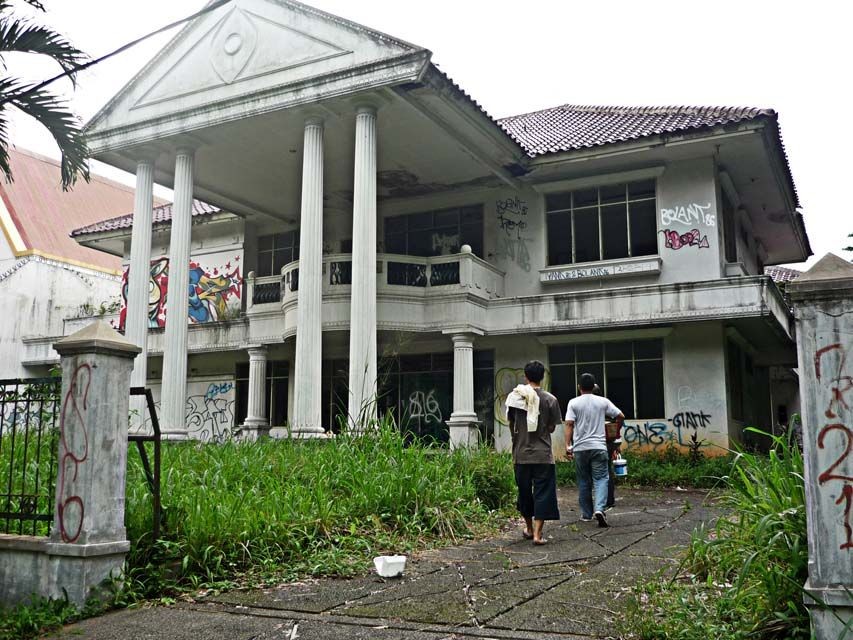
[0, 377, 60, 536]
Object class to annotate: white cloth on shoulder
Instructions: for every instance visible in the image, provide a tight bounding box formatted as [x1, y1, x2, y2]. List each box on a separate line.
[505, 384, 540, 432]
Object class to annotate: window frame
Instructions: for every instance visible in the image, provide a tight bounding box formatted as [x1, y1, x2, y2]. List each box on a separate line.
[548, 339, 665, 420]
[545, 180, 658, 266]
[256, 230, 299, 277]
[383, 204, 484, 258]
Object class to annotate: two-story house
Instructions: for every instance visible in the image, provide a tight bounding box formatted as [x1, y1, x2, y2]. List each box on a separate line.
[46, 0, 810, 455]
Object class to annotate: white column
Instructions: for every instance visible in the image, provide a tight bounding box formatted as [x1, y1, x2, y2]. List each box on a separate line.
[291, 118, 326, 437]
[125, 157, 154, 432]
[240, 345, 269, 440]
[160, 148, 194, 440]
[446, 332, 481, 449]
[347, 105, 378, 431]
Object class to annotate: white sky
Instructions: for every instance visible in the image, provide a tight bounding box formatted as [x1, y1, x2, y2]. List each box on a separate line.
[8, 0, 853, 268]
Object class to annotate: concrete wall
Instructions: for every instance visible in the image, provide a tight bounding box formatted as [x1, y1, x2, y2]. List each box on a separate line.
[1, 259, 120, 378]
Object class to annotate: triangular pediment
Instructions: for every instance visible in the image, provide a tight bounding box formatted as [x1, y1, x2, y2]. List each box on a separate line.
[86, 0, 430, 151]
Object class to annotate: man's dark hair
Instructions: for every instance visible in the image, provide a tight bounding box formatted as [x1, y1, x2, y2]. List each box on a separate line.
[524, 360, 545, 384]
[579, 372, 596, 392]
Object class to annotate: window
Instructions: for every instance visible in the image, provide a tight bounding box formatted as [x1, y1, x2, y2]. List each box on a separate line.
[546, 180, 657, 265]
[257, 231, 299, 277]
[549, 339, 664, 419]
[384, 205, 483, 257]
[235, 361, 289, 426]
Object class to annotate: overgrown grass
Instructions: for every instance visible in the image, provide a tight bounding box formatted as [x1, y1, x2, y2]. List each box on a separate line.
[122, 422, 515, 598]
[556, 446, 734, 489]
[625, 429, 811, 639]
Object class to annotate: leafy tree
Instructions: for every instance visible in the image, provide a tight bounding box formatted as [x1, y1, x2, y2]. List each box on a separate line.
[0, 0, 89, 190]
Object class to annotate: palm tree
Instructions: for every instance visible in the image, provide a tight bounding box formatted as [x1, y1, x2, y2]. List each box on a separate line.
[0, 0, 89, 190]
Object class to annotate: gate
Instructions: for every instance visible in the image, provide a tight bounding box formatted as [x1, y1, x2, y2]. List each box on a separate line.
[0, 377, 60, 536]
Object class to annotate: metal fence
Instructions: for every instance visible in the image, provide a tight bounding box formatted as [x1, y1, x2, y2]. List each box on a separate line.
[0, 377, 60, 536]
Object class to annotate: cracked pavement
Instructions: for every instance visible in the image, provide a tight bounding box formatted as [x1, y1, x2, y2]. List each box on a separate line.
[47, 488, 720, 640]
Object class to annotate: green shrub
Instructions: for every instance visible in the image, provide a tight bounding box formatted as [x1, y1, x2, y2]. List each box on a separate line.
[626, 429, 811, 639]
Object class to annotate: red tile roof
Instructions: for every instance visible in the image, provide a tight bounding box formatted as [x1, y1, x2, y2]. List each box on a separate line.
[71, 199, 220, 237]
[765, 265, 802, 283]
[0, 147, 139, 272]
[497, 104, 774, 157]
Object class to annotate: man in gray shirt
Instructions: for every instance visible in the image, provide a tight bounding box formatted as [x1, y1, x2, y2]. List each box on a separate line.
[565, 373, 624, 528]
[507, 361, 563, 545]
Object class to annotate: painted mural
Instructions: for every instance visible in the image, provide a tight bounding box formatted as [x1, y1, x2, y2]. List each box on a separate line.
[119, 253, 242, 329]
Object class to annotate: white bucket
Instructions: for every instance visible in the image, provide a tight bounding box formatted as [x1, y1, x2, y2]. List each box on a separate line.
[614, 456, 628, 478]
[373, 555, 407, 578]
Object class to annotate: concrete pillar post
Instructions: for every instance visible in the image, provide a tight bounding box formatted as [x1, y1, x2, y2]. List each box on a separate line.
[126, 156, 155, 432]
[161, 148, 194, 440]
[49, 321, 140, 606]
[291, 118, 326, 437]
[240, 345, 269, 440]
[348, 105, 378, 431]
[788, 253, 853, 639]
[444, 329, 483, 449]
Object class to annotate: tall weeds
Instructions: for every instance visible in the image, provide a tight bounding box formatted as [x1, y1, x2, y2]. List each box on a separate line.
[628, 429, 809, 639]
[124, 420, 514, 596]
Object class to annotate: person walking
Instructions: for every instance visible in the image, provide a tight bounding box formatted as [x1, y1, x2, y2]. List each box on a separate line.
[505, 360, 563, 545]
[565, 373, 624, 527]
[592, 384, 619, 511]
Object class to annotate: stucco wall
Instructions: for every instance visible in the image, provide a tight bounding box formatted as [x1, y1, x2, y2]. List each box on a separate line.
[1, 259, 120, 379]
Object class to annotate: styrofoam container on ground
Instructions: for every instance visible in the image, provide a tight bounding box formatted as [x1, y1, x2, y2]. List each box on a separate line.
[373, 555, 407, 578]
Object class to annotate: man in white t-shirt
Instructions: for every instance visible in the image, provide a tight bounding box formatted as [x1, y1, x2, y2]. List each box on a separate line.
[565, 373, 624, 527]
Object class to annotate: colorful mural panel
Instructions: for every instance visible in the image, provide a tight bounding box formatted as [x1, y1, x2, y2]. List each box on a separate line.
[119, 254, 242, 329]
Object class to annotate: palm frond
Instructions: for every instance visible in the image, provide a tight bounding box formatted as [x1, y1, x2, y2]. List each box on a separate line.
[0, 106, 11, 184]
[0, 14, 88, 85]
[4, 77, 88, 189]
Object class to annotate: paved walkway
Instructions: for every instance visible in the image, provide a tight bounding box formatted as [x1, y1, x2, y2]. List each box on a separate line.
[49, 488, 720, 640]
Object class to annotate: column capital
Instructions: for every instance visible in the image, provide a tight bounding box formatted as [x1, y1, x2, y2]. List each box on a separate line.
[355, 103, 378, 117]
[127, 146, 159, 165]
[442, 327, 485, 342]
[304, 115, 325, 128]
[247, 344, 268, 358]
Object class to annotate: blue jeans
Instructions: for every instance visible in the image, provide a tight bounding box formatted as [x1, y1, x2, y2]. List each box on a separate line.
[574, 449, 610, 518]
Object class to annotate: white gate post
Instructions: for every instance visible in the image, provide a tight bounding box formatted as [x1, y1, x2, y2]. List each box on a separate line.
[789, 253, 853, 639]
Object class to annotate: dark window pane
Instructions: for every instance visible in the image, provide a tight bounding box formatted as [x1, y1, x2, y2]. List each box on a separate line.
[546, 192, 572, 212]
[576, 343, 603, 363]
[430, 227, 460, 255]
[606, 361, 634, 419]
[629, 200, 658, 256]
[723, 191, 737, 263]
[461, 205, 483, 224]
[272, 249, 290, 275]
[271, 378, 288, 426]
[601, 203, 629, 260]
[551, 364, 576, 418]
[408, 212, 433, 230]
[236, 379, 249, 425]
[258, 234, 274, 252]
[549, 345, 575, 364]
[574, 188, 598, 208]
[434, 209, 459, 227]
[407, 231, 432, 257]
[473, 349, 494, 369]
[340, 238, 353, 253]
[236, 362, 249, 379]
[634, 339, 663, 359]
[605, 341, 632, 360]
[547, 212, 572, 265]
[400, 354, 432, 372]
[635, 360, 664, 418]
[256, 252, 273, 277]
[460, 223, 483, 256]
[275, 232, 293, 250]
[385, 215, 407, 234]
[385, 232, 406, 255]
[432, 352, 453, 371]
[629, 180, 656, 200]
[574, 210, 600, 263]
[600, 183, 626, 204]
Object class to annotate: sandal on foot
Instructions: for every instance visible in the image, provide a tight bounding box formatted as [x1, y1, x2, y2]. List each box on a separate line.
[533, 539, 548, 546]
[522, 530, 534, 540]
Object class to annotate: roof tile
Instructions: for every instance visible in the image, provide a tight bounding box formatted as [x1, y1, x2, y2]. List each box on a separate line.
[71, 199, 219, 237]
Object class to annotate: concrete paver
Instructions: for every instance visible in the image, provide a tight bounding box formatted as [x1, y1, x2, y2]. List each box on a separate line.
[47, 488, 720, 640]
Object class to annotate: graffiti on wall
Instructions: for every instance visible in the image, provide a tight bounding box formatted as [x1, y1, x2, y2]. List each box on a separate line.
[622, 385, 713, 450]
[137, 380, 236, 443]
[495, 196, 532, 272]
[119, 255, 242, 329]
[661, 228, 710, 250]
[57, 363, 91, 543]
[494, 367, 552, 428]
[407, 389, 443, 425]
[660, 202, 715, 228]
[814, 341, 853, 550]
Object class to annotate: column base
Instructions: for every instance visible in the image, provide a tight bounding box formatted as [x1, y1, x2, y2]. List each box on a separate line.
[447, 414, 480, 450]
[804, 582, 853, 640]
[237, 421, 271, 441]
[270, 426, 333, 440]
[160, 430, 189, 442]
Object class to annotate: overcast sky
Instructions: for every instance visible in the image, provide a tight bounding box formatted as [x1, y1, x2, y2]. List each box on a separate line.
[8, 0, 852, 268]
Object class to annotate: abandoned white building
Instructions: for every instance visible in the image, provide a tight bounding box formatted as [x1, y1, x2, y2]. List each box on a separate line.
[24, 0, 811, 455]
